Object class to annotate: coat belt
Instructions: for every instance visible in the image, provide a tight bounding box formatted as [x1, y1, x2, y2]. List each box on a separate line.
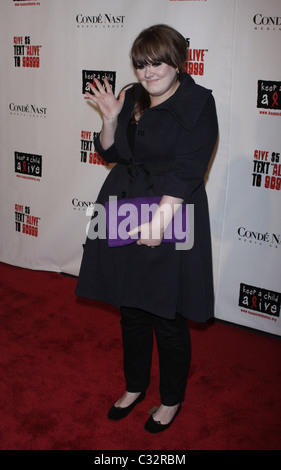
[117, 158, 174, 198]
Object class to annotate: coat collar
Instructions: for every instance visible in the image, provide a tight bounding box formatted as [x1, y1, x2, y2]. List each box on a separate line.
[134, 73, 212, 131]
[160, 73, 212, 131]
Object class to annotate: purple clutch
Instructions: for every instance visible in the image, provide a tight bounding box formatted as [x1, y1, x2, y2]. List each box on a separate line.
[105, 196, 189, 247]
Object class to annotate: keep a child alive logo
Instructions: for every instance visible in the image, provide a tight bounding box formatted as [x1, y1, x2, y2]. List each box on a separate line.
[239, 283, 280, 320]
[15, 204, 40, 238]
[15, 152, 42, 181]
[82, 70, 116, 95]
[257, 80, 281, 116]
[13, 36, 41, 68]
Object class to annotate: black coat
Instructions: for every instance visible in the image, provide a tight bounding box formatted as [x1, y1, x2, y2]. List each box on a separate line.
[75, 73, 218, 322]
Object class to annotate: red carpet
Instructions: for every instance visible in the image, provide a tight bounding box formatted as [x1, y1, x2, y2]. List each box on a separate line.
[0, 261, 281, 450]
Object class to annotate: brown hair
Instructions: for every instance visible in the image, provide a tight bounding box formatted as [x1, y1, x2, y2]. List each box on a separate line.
[130, 24, 187, 117]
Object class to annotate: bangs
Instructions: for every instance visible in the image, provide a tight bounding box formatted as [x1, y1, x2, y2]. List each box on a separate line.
[131, 34, 177, 69]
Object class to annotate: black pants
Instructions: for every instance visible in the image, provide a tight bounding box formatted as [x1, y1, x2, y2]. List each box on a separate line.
[120, 306, 191, 406]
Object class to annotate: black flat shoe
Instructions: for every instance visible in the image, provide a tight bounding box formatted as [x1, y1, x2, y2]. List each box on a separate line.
[144, 404, 182, 433]
[107, 391, 146, 420]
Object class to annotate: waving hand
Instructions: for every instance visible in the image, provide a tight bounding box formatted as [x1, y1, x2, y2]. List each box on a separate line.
[85, 77, 125, 123]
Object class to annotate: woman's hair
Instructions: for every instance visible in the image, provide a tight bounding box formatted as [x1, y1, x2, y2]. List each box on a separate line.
[131, 24, 187, 72]
[130, 24, 187, 117]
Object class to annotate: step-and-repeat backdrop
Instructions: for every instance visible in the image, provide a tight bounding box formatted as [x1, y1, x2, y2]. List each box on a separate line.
[0, 0, 280, 336]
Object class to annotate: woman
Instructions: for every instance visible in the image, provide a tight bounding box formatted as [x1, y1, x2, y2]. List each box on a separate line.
[75, 24, 218, 433]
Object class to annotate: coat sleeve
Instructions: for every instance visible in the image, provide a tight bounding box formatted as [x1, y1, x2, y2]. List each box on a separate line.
[93, 133, 120, 164]
[164, 95, 218, 201]
[93, 85, 137, 164]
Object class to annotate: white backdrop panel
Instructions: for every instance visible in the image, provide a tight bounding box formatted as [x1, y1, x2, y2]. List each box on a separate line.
[215, 0, 281, 335]
[1, 0, 279, 334]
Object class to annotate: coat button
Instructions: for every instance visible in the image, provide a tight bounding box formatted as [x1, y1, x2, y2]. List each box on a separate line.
[137, 129, 145, 136]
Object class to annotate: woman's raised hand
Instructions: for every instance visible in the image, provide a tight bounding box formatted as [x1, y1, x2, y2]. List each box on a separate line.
[85, 77, 125, 122]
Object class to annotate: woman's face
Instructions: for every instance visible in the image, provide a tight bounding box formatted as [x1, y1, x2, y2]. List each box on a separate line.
[135, 61, 179, 105]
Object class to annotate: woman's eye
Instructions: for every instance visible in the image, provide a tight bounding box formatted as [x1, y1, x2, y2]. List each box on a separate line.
[135, 62, 162, 70]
